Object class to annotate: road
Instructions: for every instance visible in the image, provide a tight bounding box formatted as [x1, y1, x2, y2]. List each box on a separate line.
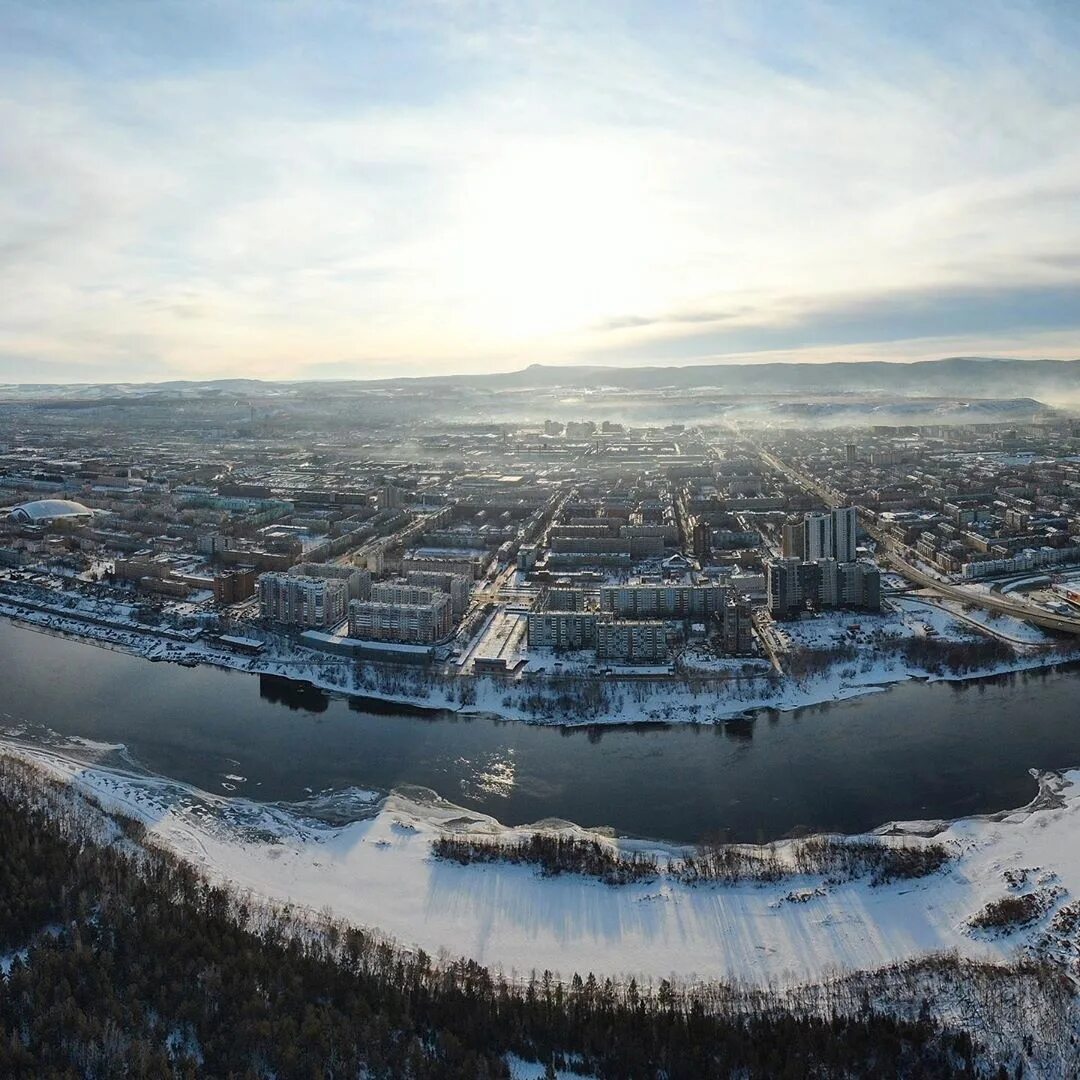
[889, 594, 1055, 648]
[757, 446, 1080, 638]
[750, 610, 785, 674]
[878, 550, 1080, 636]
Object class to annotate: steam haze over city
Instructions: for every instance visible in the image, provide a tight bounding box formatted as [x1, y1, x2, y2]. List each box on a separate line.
[3, 0, 1080, 383]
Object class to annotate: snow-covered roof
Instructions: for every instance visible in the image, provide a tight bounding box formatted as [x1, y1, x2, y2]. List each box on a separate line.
[7, 498, 95, 523]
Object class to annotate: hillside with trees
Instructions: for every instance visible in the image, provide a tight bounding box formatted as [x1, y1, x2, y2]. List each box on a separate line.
[0, 756, 1057, 1078]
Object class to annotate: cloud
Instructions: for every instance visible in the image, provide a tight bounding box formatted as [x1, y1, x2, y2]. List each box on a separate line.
[597, 309, 751, 332]
[1, 0, 1079, 381]
[584, 281, 1080, 364]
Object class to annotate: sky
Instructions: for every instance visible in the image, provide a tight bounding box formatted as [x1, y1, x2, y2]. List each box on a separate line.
[1, 0, 1079, 384]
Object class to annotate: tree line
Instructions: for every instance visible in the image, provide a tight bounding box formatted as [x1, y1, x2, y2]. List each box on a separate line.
[432, 832, 951, 889]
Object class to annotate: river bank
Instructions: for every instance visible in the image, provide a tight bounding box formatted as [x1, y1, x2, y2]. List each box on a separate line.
[5, 736, 1080, 1000]
[3, 742, 1073, 1078]
[1, 593, 1076, 727]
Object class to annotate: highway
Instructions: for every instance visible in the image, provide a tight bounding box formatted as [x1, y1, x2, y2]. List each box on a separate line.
[757, 446, 1080, 638]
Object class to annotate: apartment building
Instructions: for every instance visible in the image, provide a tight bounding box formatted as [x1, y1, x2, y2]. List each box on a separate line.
[288, 561, 371, 600]
[718, 600, 754, 654]
[781, 521, 806, 559]
[598, 583, 727, 619]
[347, 594, 452, 643]
[402, 553, 486, 580]
[258, 572, 349, 628]
[526, 610, 598, 650]
[595, 619, 669, 662]
[766, 558, 880, 617]
[404, 570, 472, 616]
[213, 566, 256, 605]
[802, 513, 833, 562]
[370, 583, 442, 607]
[801, 506, 858, 563]
[550, 536, 633, 555]
[545, 587, 589, 611]
[832, 506, 858, 562]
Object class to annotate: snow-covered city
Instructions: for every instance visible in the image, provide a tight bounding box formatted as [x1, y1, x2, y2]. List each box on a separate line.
[5, 2, 1080, 1074]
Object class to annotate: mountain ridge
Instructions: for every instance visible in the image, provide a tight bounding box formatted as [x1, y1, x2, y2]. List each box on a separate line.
[3, 355, 1080, 401]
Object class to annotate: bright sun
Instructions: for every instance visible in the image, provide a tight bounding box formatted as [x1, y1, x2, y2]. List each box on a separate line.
[451, 137, 669, 341]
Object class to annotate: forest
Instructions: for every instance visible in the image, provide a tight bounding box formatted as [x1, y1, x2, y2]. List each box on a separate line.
[0, 754, 1056, 1078]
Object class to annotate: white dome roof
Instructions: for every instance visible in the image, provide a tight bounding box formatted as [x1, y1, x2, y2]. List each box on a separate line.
[8, 499, 95, 523]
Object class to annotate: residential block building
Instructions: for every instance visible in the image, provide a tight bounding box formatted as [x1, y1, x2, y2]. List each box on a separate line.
[718, 600, 754, 654]
[405, 570, 472, 616]
[347, 594, 452, 643]
[526, 610, 598, 650]
[766, 558, 881, 617]
[213, 566, 256, 605]
[258, 572, 348, 628]
[289, 561, 371, 600]
[598, 583, 727, 619]
[595, 619, 668, 662]
[801, 506, 858, 563]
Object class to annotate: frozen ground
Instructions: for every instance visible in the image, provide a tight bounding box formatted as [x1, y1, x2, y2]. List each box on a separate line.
[889, 595, 1057, 646]
[7, 740, 1080, 993]
[783, 602, 1052, 649]
[939, 601, 1056, 644]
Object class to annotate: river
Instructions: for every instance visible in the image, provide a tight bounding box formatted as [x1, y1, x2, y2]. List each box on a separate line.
[1, 618, 1076, 842]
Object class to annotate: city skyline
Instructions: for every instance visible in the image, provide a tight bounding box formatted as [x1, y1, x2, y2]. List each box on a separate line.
[2, 1, 1079, 384]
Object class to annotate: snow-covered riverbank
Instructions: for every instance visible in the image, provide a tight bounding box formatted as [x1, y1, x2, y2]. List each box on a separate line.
[1, 595, 1076, 727]
[5, 738, 1080, 994]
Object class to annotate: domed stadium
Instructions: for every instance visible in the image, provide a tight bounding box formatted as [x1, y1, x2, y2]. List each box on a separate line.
[7, 498, 96, 524]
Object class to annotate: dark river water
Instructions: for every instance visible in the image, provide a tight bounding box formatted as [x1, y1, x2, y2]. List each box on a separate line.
[2, 619, 1077, 842]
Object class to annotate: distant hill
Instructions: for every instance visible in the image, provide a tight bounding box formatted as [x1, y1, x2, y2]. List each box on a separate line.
[3, 356, 1079, 403]
[409, 356, 1080, 399]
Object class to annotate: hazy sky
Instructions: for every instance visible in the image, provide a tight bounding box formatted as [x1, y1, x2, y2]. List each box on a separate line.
[2, 1, 1079, 383]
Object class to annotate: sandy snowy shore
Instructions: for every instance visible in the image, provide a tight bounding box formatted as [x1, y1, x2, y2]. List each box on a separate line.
[4, 737, 1080, 991]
